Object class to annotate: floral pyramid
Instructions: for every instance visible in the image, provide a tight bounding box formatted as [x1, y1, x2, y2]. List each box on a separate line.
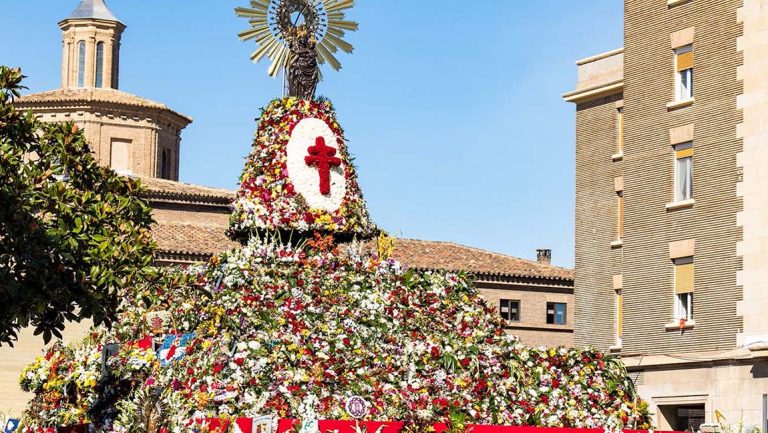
[18, 97, 651, 433]
[228, 98, 377, 242]
[19, 237, 650, 432]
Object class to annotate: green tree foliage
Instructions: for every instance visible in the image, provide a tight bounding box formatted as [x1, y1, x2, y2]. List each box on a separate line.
[0, 66, 156, 345]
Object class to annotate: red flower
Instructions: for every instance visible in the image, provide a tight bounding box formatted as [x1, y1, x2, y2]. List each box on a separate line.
[166, 345, 177, 361]
[137, 336, 153, 349]
[460, 358, 470, 367]
[234, 358, 245, 366]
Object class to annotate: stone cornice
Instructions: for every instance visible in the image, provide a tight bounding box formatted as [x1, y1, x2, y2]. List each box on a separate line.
[16, 95, 192, 127]
[562, 80, 624, 104]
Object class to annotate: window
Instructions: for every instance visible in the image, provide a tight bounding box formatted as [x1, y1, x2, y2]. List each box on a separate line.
[616, 289, 623, 344]
[674, 142, 693, 202]
[66, 43, 72, 85]
[95, 42, 105, 88]
[674, 257, 694, 320]
[658, 405, 705, 432]
[77, 41, 86, 87]
[675, 45, 693, 101]
[617, 192, 624, 239]
[617, 107, 624, 154]
[499, 299, 520, 322]
[161, 149, 172, 179]
[110, 139, 131, 175]
[546, 302, 567, 325]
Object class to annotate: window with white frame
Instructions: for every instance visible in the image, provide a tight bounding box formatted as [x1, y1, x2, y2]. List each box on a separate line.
[674, 257, 694, 320]
[675, 45, 694, 101]
[674, 142, 693, 202]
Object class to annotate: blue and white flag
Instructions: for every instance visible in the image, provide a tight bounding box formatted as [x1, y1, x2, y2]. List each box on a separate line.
[4, 419, 20, 433]
[157, 333, 196, 366]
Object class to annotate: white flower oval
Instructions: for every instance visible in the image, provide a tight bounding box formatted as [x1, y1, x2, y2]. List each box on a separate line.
[286, 118, 347, 212]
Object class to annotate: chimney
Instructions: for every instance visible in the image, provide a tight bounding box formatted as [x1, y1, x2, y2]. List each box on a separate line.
[536, 249, 552, 265]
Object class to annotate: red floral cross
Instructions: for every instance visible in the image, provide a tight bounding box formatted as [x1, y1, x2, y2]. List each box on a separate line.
[304, 136, 342, 195]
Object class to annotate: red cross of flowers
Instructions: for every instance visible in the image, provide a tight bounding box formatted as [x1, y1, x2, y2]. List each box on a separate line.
[305, 136, 342, 195]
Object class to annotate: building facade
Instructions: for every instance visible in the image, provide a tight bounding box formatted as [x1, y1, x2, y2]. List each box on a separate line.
[564, 0, 768, 430]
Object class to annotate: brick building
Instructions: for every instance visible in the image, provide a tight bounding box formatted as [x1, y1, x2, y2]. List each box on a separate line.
[564, 0, 768, 430]
[1, 0, 574, 415]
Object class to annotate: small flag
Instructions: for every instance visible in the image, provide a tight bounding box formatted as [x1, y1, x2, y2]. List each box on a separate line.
[157, 333, 195, 366]
[4, 419, 19, 433]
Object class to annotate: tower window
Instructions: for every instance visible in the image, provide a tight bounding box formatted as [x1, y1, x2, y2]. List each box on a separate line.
[77, 40, 86, 87]
[95, 42, 105, 88]
[110, 138, 131, 175]
[161, 149, 172, 179]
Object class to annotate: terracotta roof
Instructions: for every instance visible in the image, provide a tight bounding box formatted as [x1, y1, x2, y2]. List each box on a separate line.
[152, 222, 238, 259]
[17, 88, 191, 123]
[150, 217, 572, 281]
[142, 181, 572, 281]
[136, 177, 235, 206]
[390, 239, 573, 281]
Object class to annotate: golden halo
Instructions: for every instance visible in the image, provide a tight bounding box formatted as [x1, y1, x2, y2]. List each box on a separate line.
[236, 0, 358, 77]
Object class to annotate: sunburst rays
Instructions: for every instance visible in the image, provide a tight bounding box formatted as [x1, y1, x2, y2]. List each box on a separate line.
[236, 0, 358, 78]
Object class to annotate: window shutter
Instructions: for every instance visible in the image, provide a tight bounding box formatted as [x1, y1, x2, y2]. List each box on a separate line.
[676, 147, 694, 159]
[675, 262, 694, 294]
[677, 50, 693, 72]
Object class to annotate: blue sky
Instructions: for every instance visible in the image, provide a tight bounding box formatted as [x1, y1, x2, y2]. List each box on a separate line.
[2, 1, 623, 267]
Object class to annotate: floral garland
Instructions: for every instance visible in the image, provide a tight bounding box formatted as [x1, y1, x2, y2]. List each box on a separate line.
[19, 237, 650, 433]
[228, 98, 377, 241]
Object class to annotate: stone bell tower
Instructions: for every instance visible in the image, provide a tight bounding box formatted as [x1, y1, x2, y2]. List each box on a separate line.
[59, 0, 125, 89]
[16, 0, 191, 181]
